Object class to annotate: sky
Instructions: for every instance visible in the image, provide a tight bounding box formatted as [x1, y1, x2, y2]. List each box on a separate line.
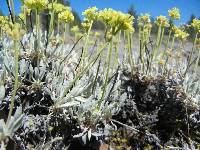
[0, 0, 200, 24]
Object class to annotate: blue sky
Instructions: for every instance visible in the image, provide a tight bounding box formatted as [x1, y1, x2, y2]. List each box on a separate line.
[0, 0, 200, 24]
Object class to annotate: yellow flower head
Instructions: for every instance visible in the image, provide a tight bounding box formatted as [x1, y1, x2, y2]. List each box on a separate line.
[98, 8, 134, 33]
[168, 7, 180, 20]
[71, 25, 79, 33]
[173, 27, 189, 40]
[191, 18, 200, 30]
[48, 2, 66, 13]
[138, 13, 151, 27]
[155, 15, 169, 27]
[81, 19, 91, 31]
[0, 16, 11, 34]
[82, 6, 98, 21]
[58, 9, 74, 23]
[24, 0, 48, 11]
[172, 25, 178, 32]
[0, 16, 9, 28]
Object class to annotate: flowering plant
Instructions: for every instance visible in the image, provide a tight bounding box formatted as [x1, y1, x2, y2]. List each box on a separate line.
[168, 7, 180, 20]
[155, 15, 169, 27]
[24, 0, 48, 11]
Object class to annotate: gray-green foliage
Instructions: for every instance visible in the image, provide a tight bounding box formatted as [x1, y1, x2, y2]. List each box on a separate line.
[0, 70, 5, 103]
[1, 30, 200, 124]
[0, 107, 23, 141]
[0, 31, 80, 143]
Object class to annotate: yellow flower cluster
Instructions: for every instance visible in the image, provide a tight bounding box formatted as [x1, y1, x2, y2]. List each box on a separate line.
[0, 16, 14, 36]
[98, 8, 134, 32]
[81, 7, 98, 31]
[191, 18, 200, 31]
[82, 6, 98, 21]
[0, 16, 9, 29]
[138, 14, 151, 27]
[58, 8, 74, 23]
[71, 25, 79, 33]
[48, 2, 66, 13]
[155, 15, 169, 27]
[173, 26, 189, 40]
[6, 23, 26, 41]
[168, 7, 180, 20]
[81, 19, 91, 31]
[24, 0, 48, 11]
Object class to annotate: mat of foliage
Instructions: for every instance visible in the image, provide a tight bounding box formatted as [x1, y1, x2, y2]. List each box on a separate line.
[0, 69, 199, 150]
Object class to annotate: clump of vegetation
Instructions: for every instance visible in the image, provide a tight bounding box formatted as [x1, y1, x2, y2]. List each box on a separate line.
[0, 1, 200, 150]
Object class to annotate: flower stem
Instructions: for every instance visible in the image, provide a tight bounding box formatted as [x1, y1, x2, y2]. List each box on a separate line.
[188, 32, 198, 70]
[158, 27, 165, 49]
[57, 20, 60, 35]
[153, 25, 162, 59]
[64, 23, 67, 43]
[194, 47, 200, 75]
[36, 9, 40, 51]
[0, 28, 2, 41]
[149, 25, 162, 72]
[127, 31, 134, 68]
[6, 40, 19, 124]
[82, 21, 93, 66]
[165, 29, 172, 50]
[49, 1, 56, 38]
[114, 32, 120, 69]
[139, 26, 144, 63]
[24, 10, 26, 27]
[170, 36, 175, 49]
[100, 40, 113, 101]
